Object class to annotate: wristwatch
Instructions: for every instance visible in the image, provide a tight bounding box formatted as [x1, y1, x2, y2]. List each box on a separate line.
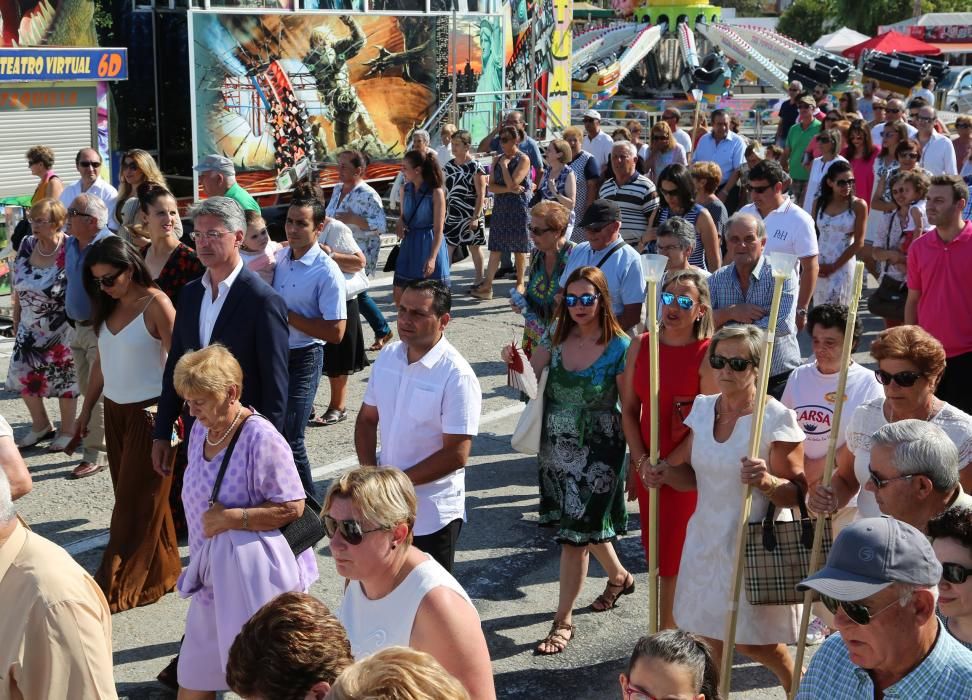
[796, 308, 808, 317]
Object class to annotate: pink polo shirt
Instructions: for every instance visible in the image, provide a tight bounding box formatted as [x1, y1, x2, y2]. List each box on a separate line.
[908, 220, 972, 357]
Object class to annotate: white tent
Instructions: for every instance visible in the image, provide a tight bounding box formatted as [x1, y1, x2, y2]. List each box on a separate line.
[813, 27, 871, 54]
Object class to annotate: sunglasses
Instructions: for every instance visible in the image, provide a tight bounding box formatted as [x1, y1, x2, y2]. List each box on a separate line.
[564, 292, 600, 307]
[898, 152, 919, 159]
[709, 354, 754, 372]
[27, 159, 42, 166]
[500, 137, 513, 143]
[79, 160, 102, 168]
[819, 594, 904, 626]
[874, 369, 924, 387]
[123, 161, 139, 171]
[868, 469, 916, 490]
[323, 515, 388, 545]
[943, 562, 972, 585]
[661, 291, 694, 310]
[529, 226, 556, 236]
[67, 207, 92, 219]
[916, 116, 934, 123]
[93, 269, 125, 289]
[651, 135, 668, 141]
[749, 183, 773, 194]
[886, 108, 901, 114]
[798, 105, 813, 110]
[582, 117, 595, 123]
[834, 178, 855, 187]
[660, 186, 680, 196]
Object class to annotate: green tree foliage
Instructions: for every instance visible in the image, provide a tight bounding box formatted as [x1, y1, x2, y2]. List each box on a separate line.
[832, 0, 911, 37]
[777, 0, 834, 46]
[711, 0, 766, 19]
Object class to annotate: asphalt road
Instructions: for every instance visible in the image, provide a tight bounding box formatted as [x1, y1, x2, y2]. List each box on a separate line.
[3, 249, 886, 699]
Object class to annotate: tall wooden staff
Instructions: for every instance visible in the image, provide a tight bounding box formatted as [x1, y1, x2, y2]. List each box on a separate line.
[719, 250, 796, 697]
[642, 253, 668, 634]
[787, 261, 866, 699]
[690, 90, 703, 150]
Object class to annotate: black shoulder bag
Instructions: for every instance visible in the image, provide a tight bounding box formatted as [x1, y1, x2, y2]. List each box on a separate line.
[384, 184, 427, 273]
[209, 415, 325, 556]
[597, 240, 627, 269]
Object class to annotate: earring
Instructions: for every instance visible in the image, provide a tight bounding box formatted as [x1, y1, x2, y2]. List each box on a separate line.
[391, 543, 397, 550]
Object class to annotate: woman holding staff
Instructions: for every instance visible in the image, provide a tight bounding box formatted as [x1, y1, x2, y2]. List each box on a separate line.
[621, 269, 717, 630]
[641, 325, 807, 691]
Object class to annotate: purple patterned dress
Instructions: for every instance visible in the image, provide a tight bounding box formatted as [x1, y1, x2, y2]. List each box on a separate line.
[177, 414, 318, 690]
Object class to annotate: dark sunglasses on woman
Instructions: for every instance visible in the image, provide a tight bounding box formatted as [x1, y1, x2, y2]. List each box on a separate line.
[661, 292, 694, 310]
[942, 562, 972, 585]
[564, 292, 600, 308]
[323, 515, 388, 545]
[874, 369, 923, 387]
[709, 354, 753, 372]
[93, 269, 125, 289]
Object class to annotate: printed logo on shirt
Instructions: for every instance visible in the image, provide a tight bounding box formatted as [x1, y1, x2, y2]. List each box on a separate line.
[772, 228, 788, 241]
[796, 404, 833, 437]
[824, 391, 848, 405]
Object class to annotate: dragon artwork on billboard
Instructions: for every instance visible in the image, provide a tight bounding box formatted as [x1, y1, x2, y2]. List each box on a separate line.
[193, 11, 506, 193]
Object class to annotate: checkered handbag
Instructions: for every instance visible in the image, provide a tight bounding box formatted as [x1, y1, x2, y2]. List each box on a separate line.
[744, 484, 833, 606]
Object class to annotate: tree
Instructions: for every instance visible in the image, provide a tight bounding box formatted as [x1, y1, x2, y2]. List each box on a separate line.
[777, 0, 834, 47]
[832, 0, 912, 37]
[711, 0, 766, 19]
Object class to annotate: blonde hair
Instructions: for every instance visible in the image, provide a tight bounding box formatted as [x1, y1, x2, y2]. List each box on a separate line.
[116, 149, 168, 224]
[562, 125, 583, 141]
[327, 646, 471, 700]
[650, 121, 676, 151]
[29, 198, 67, 230]
[26, 145, 55, 169]
[663, 269, 714, 340]
[323, 466, 417, 540]
[173, 344, 243, 400]
[548, 138, 571, 164]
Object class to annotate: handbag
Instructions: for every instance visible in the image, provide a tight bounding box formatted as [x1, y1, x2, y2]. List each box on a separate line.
[382, 244, 400, 273]
[344, 269, 370, 298]
[511, 367, 548, 455]
[744, 483, 833, 606]
[866, 213, 908, 321]
[384, 183, 426, 273]
[209, 415, 325, 556]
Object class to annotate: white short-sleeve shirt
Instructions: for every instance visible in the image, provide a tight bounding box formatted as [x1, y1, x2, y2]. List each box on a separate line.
[740, 199, 818, 276]
[362, 336, 482, 535]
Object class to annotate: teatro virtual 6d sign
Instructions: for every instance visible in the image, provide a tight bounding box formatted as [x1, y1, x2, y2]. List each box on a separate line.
[0, 48, 127, 82]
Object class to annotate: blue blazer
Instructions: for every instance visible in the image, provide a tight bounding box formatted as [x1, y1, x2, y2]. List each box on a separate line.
[153, 265, 290, 441]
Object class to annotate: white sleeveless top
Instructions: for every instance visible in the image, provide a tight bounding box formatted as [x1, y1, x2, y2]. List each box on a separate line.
[337, 555, 475, 659]
[98, 302, 164, 403]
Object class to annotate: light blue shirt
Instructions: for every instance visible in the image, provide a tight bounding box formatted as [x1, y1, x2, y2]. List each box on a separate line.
[64, 228, 114, 321]
[272, 245, 347, 349]
[796, 621, 972, 699]
[558, 239, 646, 317]
[692, 130, 746, 185]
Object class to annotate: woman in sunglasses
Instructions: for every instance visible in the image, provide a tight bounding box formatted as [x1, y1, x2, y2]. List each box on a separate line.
[621, 269, 717, 629]
[114, 149, 170, 247]
[170, 344, 316, 697]
[619, 629, 722, 700]
[928, 506, 972, 651]
[324, 466, 494, 699]
[842, 120, 879, 213]
[803, 128, 847, 213]
[641, 164, 720, 272]
[25, 144, 63, 204]
[643, 122, 687, 184]
[641, 324, 807, 691]
[810, 161, 867, 306]
[72, 236, 182, 612]
[862, 122, 912, 277]
[809, 325, 972, 520]
[137, 183, 203, 307]
[7, 198, 77, 452]
[502, 265, 633, 653]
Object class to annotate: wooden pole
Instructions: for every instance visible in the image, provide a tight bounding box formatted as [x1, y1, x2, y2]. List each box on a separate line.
[647, 277, 661, 634]
[718, 263, 789, 698]
[787, 262, 866, 699]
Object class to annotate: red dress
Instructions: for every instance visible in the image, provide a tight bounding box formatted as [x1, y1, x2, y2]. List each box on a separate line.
[633, 335, 710, 576]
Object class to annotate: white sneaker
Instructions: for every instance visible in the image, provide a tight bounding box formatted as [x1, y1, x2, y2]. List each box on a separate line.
[805, 616, 830, 646]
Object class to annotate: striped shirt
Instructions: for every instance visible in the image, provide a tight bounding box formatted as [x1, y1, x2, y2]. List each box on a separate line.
[657, 203, 710, 270]
[598, 173, 659, 245]
[796, 621, 972, 699]
[707, 255, 800, 377]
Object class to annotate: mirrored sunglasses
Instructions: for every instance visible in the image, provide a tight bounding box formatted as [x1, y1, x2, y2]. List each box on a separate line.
[661, 291, 694, 310]
[323, 515, 387, 545]
[564, 293, 600, 308]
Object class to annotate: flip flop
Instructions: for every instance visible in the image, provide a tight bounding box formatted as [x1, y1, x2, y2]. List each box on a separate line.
[368, 331, 394, 352]
[69, 461, 106, 480]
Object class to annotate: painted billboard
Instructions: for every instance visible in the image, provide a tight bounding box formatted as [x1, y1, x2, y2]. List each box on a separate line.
[0, 0, 98, 48]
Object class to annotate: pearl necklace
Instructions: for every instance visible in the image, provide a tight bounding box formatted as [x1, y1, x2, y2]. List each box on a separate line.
[35, 234, 63, 258]
[205, 406, 243, 447]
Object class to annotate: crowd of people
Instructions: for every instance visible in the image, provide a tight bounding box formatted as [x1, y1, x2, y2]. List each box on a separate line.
[2, 88, 972, 698]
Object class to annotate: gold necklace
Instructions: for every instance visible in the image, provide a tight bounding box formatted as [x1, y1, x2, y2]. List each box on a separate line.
[715, 396, 754, 424]
[206, 405, 243, 447]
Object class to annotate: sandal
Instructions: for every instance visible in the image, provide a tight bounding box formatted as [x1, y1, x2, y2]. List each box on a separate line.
[591, 572, 635, 612]
[313, 408, 347, 426]
[368, 331, 394, 352]
[16, 426, 55, 449]
[536, 620, 575, 655]
[69, 461, 106, 480]
[470, 287, 493, 301]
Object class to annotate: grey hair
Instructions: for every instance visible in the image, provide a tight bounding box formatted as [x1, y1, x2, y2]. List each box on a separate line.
[726, 211, 766, 241]
[657, 216, 696, 251]
[0, 468, 14, 523]
[789, 80, 803, 91]
[870, 419, 960, 492]
[710, 324, 763, 368]
[611, 140, 638, 158]
[74, 193, 109, 229]
[188, 196, 245, 235]
[411, 129, 431, 145]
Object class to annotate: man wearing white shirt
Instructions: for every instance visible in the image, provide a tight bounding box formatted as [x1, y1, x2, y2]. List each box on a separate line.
[916, 106, 957, 176]
[661, 107, 694, 155]
[740, 159, 818, 331]
[870, 98, 917, 148]
[355, 280, 482, 573]
[59, 149, 119, 232]
[582, 109, 615, 169]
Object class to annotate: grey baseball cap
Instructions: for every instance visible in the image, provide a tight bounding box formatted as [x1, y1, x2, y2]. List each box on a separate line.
[194, 154, 235, 175]
[797, 517, 942, 601]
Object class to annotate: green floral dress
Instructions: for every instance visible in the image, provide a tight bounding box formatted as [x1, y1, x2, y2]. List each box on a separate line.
[538, 334, 630, 545]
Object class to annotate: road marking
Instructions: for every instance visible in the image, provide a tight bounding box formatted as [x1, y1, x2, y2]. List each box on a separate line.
[64, 402, 525, 558]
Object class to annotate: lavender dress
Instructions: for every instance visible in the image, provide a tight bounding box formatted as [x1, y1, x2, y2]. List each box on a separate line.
[177, 414, 318, 690]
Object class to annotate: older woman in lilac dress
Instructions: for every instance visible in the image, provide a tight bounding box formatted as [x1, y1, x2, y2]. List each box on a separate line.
[171, 344, 318, 698]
